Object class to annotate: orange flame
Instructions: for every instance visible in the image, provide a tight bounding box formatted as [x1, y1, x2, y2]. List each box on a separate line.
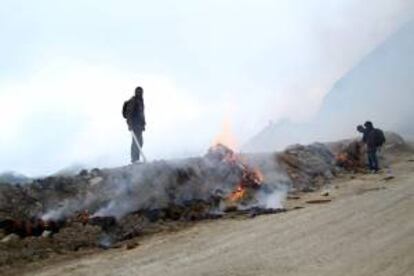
[212, 119, 238, 151]
[209, 125, 265, 204]
[77, 210, 90, 225]
[336, 153, 348, 162]
[228, 184, 247, 202]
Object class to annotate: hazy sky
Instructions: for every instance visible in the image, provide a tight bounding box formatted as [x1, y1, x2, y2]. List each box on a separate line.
[1, 0, 413, 176]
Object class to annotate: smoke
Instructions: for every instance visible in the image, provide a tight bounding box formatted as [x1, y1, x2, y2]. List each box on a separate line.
[256, 191, 285, 210]
[41, 188, 104, 221]
[41, 200, 75, 221]
[1, 0, 413, 176]
[40, 149, 289, 221]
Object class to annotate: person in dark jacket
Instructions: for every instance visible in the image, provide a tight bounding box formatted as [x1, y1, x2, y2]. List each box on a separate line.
[358, 121, 386, 172]
[123, 86, 146, 163]
[357, 125, 368, 143]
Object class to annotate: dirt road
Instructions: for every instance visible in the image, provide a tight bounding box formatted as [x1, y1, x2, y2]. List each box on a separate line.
[32, 158, 414, 276]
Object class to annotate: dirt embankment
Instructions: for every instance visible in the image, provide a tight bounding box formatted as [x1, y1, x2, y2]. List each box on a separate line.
[22, 150, 414, 276]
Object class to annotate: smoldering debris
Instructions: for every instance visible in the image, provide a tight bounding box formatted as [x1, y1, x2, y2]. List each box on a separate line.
[328, 132, 411, 172]
[277, 143, 337, 192]
[334, 141, 366, 172]
[0, 218, 64, 238]
[0, 144, 291, 267]
[36, 144, 288, 223]
[0, 134, 408, 269]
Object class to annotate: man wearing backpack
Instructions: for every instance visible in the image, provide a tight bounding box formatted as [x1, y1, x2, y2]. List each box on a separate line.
[122, 86, 146, 163]
[361, 121, 386, 173]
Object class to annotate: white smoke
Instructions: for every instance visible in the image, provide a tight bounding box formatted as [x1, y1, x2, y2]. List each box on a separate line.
[1, 0, 413, 176]
[39, 151, 290, 221]
[256, 190, 286, 210]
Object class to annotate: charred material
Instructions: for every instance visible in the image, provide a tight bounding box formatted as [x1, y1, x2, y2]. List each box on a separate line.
[223, 207, 286, 218]
[88, 216, 117, 231]
[248, 207, 287, 218]
[306, 199, 332, 204]
[0, 213, 118, 238]
[0, 218, 64, 238]
[335, 141, 366, 172]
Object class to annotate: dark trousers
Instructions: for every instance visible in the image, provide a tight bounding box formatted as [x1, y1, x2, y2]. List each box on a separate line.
[131, 129, 143, 163]
[367, 148, 379, 171]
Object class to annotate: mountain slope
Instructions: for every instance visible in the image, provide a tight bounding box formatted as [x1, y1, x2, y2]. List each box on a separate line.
[0, 171, 31, 184]
[245, 21, 414, 152]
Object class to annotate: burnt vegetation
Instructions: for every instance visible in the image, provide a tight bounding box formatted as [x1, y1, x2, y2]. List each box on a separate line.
[0, 133, 410, 269]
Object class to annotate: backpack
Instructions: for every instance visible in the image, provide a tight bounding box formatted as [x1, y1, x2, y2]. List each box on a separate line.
[122, 100, 130, 119]
[373, 128, 386, 147]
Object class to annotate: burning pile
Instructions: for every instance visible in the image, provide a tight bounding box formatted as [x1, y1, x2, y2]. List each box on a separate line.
[334, 141, 366, 172]
[0, 132, 409, 269]
[1, 144, 283, 244]
[329, 132, 411, 172]
[0, 143, 286, 271]
[207, 144, 264, 205]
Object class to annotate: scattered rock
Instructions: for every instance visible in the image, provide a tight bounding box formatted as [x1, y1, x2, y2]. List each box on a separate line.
[302, 187, 316, 193]
[306, 199, 332, 204]
[320, 190, 330, 197]
[383, 175, 395, 181]
[41, 230, 53, 238]
[1, 233, 20, 243]
[125, 241, 139, 250]
[356, 187, 386, 195]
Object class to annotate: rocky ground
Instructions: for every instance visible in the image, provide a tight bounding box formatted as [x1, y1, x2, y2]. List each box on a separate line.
[1, 133, 412, 275]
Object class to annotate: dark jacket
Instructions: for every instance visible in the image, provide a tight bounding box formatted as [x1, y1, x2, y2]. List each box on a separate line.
[123, 95, 146, 130]
[365, 128, 386, 150]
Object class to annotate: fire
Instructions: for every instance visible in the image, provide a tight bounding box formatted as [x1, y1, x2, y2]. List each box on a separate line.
[244, 168, 264, 187]
[335, 141, 365, 172]
[227, 167, 264, 203]
[76, 210, 90, 225]
[212, 119, 238, 151]
[336, 151, 361, 171]
[228, 184, 247, 202]
[207, 144, 265, 204]
[336, 152, 348, 163]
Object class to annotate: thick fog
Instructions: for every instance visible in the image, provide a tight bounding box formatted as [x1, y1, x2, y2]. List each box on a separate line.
[244, 19, 414, 152]
[0, 0, 413, 176]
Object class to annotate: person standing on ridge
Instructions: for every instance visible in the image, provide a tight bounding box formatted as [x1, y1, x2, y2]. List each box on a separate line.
[123, 86, 146, 163]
